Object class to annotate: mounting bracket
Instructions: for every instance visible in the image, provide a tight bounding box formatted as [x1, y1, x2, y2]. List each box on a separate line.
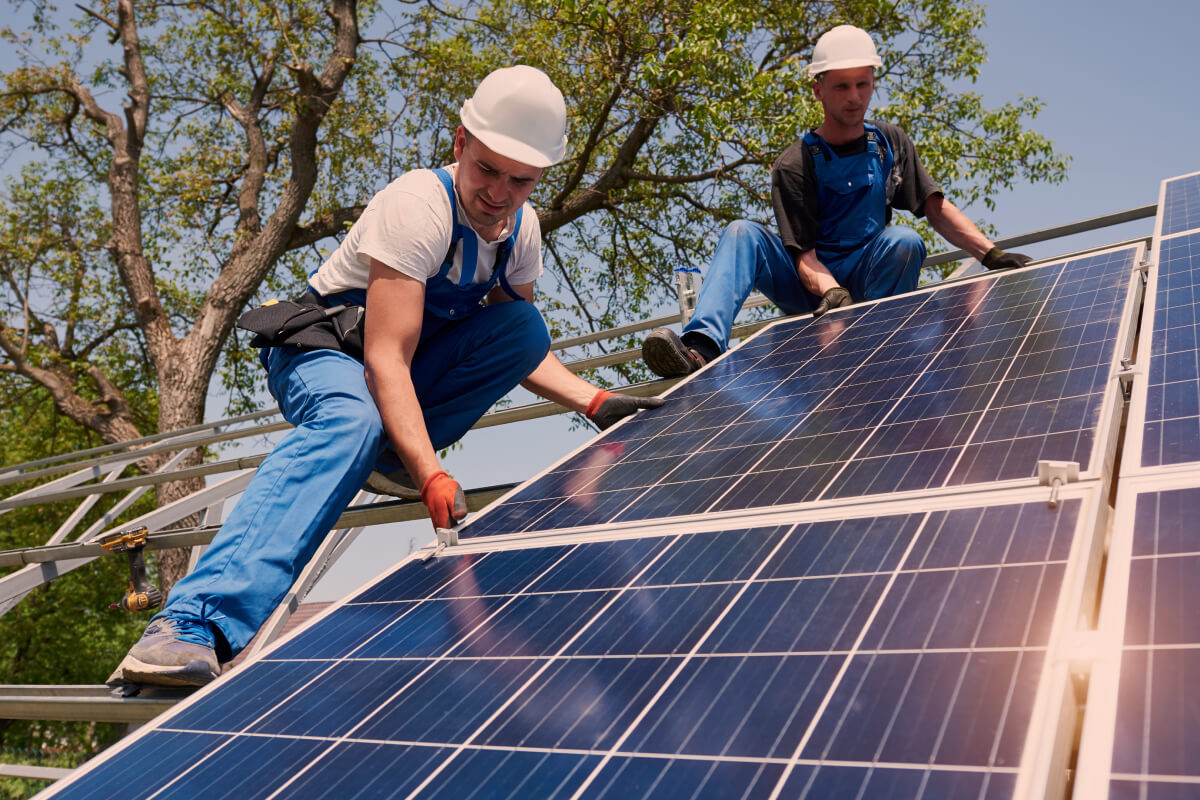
[1037, 460, 1080, 508]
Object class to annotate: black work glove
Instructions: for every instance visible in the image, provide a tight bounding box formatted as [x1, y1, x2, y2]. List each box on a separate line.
[982, 247, 1032, 271]
[586, 390, 665, 431]
[813, 286, 852, 318]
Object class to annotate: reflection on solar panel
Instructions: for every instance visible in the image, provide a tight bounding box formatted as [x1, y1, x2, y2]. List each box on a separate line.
[1160, 172, 1200, 237]
[44, 493, 1102, 799]
[464, 248, 1137, 538]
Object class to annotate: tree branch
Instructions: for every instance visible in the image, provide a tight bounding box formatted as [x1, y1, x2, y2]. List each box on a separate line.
[285, 204, 366, 250]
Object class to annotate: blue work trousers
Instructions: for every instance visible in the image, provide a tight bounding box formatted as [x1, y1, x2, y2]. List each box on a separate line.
[683, 220, 926, 352]
[158, 300, 550, 660]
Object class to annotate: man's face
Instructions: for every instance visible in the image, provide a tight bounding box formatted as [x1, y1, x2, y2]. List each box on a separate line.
[813, 66, 875, 129]
[453, 127, 544, 235]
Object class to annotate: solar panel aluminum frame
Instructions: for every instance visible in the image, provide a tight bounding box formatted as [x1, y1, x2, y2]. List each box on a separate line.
[1070, 471, 1200, 800]
[1118, 172, 1200, 478]
[455, 245, 1145, 544]
[42, 483, 1110, 800]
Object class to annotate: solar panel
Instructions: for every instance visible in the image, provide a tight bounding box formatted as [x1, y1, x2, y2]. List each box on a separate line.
[44, 488, 1106, 800]
[1072, 473, 1200, 800]
[1129, 228, 1200, 469]
[1160, 171, 1200, 237]
[463, 247, 1140, 539]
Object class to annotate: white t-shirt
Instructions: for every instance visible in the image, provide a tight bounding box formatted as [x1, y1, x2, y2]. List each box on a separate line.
[308, 166, 543, 296]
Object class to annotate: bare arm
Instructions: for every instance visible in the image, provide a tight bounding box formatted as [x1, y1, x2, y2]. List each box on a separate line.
[488, 281, 597, 412]
[795, 248, 843, 295]
[923, 194, 994, 261]
[363, 259, 443, 487]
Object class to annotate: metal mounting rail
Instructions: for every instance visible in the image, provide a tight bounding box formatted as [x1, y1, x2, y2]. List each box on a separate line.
[0, 685, 181, 724]
[923, 203, 1156, 267]
[0, 377, 679, 503]
[0, 483, 518, 568]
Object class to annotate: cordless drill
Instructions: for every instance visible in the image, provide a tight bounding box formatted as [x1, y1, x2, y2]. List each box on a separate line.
[96, 526, 163, 612]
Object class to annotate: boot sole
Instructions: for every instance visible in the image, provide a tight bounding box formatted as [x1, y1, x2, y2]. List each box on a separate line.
[364, 471, 421, 500]
[642, 332, 698, 378]
[117, 654, 219, 688]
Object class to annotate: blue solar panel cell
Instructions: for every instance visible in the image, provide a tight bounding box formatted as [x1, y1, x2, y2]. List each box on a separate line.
[1141, 231, 1200, 468]
[248, 659, 427, 737]
[625, 654, 841, 758]
[781, 765, 1018, 799]
[804, 650, 1042, 767]
[1161, 172, 1200, 236]
[279, 741, 451, 799]
[415, 749, 600, 799]
[166, 659, 329, 732]
[579, 757, 784, 799]
[47, 731, 230, 800]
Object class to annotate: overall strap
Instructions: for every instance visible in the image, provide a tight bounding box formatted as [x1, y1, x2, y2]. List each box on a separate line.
[802, 130, 831, 162]
[863, 123, 893, 174]
[433, 167, 478, 286]
[494, 206, 525, 301]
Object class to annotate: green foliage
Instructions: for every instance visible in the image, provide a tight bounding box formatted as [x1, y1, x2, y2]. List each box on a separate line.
[0, 380, 151, 773]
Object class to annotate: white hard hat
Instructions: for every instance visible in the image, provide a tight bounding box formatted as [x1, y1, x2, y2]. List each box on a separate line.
[460, 65, 568, 167]
[808, 25, 882, 75]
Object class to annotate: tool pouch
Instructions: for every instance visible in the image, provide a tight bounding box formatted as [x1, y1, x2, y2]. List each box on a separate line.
[236, 291, 365, 361]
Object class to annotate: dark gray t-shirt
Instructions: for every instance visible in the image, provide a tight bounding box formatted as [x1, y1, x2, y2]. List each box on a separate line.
[771, 120, 941, 254]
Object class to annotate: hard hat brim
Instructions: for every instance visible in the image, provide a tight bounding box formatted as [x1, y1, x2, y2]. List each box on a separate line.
[808, 56, 883, 76]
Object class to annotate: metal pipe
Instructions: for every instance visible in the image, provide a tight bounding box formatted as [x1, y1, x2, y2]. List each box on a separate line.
[0, 694, 176, 723]
[0, 484, 518, 568]
[923, 204, 1155, 267]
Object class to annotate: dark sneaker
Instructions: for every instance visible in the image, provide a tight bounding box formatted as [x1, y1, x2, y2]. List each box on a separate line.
[112, 616, 220, 688]
[642, 327, 709, 378]
[364, 452, 420, 500]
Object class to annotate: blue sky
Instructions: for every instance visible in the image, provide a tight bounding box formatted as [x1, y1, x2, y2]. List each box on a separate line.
[308, 0, 1200, 598]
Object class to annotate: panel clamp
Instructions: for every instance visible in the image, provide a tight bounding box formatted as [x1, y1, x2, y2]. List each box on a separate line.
[1115, 358, 1142, 402]
[1037, 460, 1079, 508]
[420, 526, 460, 563]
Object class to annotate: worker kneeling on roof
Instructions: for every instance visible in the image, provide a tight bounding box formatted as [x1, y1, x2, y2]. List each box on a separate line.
[111, 66, 663, 688]
[641, 24, 1033, 378]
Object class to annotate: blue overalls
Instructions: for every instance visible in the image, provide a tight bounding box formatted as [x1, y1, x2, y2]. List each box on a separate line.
[683, 124, 926, 352]
[156, 168, 551, 660]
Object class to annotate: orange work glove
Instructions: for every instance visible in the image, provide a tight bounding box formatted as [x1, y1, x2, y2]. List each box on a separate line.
[420, 470, 468, 529]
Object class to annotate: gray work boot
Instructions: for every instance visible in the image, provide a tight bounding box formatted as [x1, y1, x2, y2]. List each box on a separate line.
[111, 616, 220, 688]
[365, 453, 420, 500]
[642, 327, 709, 378]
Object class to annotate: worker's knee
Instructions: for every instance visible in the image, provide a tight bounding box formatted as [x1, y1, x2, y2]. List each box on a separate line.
[483, 300, 551, 374]
[718, 219, 772, 253]
[317, 393, 385, 452]
[886, 226, 927, 265]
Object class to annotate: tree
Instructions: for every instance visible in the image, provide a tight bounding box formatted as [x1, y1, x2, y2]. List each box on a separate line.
[0, 0, 1067, 589]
